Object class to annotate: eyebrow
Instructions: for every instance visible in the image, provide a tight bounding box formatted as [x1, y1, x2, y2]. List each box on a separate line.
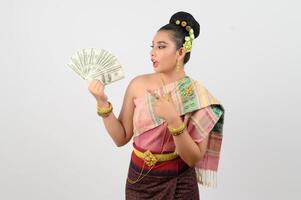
[152, 41, 168, 44]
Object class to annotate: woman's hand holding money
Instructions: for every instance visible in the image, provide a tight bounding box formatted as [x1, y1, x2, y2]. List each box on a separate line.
[88, 80, 109, 107]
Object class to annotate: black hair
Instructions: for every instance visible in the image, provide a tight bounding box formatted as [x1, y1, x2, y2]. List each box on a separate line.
[158, 11, 200, 64]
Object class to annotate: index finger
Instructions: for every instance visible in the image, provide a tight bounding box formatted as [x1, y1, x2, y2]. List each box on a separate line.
[96, 79, 104, 85]
[147, 89, 160, 99]
[90, 79, 102, 84]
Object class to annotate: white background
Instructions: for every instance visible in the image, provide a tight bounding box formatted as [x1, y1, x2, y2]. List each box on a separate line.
[0, 0, 300, 199]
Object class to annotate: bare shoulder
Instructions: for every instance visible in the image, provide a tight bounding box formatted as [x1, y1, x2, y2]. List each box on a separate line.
[127, 73, 158, 98]
[129, 73, 152, 85]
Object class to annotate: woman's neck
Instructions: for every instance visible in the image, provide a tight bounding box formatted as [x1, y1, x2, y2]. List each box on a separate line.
[158, 70, 186, 85]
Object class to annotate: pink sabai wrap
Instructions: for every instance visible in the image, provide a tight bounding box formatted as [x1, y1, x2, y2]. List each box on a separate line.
[132, 76, 225, 188]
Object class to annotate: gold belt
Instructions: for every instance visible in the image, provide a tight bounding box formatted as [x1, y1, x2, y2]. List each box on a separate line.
[133, 147, 178, 167]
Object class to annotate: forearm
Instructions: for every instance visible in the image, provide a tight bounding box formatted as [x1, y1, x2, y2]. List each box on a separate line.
[97, 102, 127, 147]
[167, 116, 203, 167]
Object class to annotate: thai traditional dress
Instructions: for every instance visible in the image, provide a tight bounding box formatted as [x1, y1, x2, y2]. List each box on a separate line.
[125, 76, 225, 200]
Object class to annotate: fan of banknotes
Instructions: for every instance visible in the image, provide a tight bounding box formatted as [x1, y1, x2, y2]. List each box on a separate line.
[66, 48, 125, 85]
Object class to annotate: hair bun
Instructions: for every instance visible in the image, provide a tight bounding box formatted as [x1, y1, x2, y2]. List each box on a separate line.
[169, 11, 200, 38]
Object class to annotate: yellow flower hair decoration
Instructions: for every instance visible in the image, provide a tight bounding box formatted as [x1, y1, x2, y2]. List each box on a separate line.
[174, 20, 195, 52]
[183, 29, 195, 52]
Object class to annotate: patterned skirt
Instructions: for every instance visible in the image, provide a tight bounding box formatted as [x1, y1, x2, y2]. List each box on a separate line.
[125, 145, 200, 200]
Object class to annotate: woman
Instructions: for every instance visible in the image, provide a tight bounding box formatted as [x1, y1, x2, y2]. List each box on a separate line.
[88, 11, 225, 200]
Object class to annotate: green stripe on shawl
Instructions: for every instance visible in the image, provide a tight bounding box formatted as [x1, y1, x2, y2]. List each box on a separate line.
[178, 76, 199, 113]
[211, 105, 225, 133]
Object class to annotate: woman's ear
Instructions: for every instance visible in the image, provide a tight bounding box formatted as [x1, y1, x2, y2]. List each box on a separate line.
[177, 47, 186, 61]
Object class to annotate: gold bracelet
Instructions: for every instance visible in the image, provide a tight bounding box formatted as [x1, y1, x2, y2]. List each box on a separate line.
[167, 122, 185, 136]
[96, 101, 113, 117]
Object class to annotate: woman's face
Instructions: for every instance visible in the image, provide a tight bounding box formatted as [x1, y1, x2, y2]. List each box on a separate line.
[150, 30, 179, 73]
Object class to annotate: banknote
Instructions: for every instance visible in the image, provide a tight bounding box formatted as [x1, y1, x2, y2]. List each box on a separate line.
[67, 48, 125, 85]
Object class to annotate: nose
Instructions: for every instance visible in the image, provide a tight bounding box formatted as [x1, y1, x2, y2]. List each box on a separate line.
[150, 47, 156, 57]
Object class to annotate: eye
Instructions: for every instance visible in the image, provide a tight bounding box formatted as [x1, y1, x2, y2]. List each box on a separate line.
[150, 45, 166, 49]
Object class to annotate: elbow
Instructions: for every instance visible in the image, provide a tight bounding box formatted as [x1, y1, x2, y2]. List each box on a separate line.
[114, 137, 130, 147]
[185, 153, 205, 167]
[183, 157, 199, 167]
[186, 161, 195, 168]
[186, 159, 200, 167]
[115, 141, 126, 147]
[115, 143, 124, 147]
